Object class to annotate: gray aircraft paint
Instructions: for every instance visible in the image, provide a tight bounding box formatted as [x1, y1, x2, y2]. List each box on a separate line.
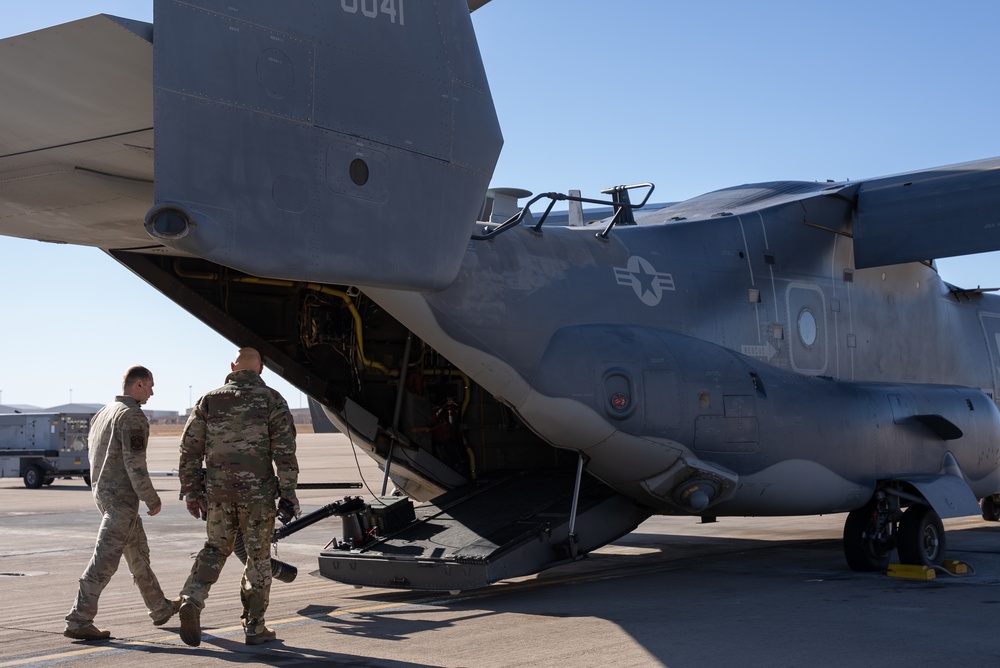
[3, 0, 1000, 587]
[147, 0, 502, 291]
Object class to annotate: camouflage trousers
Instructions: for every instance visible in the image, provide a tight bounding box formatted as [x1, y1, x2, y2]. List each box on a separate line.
[65, 500, 172, 629]
[180, 499, 276, 634]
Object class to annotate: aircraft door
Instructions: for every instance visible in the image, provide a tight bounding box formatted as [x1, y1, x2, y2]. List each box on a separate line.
[980, 313, 1000, 404]
[786, 283, 828, 375]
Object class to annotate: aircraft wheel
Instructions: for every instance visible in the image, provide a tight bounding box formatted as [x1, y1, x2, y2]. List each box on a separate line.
[23, 465, 44, 489]
[897, 504, 945, 567]
[982, 495, 1000, 522]
[843, 503, 891, 571]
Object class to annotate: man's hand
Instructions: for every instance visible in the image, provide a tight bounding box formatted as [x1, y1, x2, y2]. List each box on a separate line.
[278, 496, 301, 523]
[186, 498, 207, 520]
[146, 502, 162, 517]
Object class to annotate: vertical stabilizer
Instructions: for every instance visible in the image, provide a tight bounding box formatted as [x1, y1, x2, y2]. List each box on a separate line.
[146, 0, 502, 290]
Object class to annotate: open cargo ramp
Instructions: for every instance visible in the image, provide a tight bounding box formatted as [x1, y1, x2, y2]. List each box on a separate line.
[317, 471, 652, 591]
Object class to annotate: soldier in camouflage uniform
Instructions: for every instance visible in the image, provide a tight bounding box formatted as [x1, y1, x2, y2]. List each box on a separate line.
[64, 366, 180, 641]
[176, 347, 298, 647]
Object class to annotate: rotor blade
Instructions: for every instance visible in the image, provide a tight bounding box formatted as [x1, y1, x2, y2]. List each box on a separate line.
[854, 157, 1000, 268]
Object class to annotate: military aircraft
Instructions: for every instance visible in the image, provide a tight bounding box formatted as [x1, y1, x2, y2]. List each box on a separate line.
[3, 0, 1000, 590]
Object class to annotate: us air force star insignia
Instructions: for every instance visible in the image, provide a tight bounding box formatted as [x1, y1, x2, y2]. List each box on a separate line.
[613, 256, 675, 306]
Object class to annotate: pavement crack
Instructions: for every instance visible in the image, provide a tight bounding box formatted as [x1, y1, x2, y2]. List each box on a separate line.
[0, 625, 64, 635]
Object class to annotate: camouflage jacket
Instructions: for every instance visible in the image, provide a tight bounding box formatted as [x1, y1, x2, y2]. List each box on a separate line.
[89, 396, 160, 510]
[179, 369, 298, 503]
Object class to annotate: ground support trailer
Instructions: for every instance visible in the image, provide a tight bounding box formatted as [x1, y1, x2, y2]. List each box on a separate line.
[0, 413, 92, 488]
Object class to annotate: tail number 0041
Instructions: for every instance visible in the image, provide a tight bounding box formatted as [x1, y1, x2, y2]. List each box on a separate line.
[342, 0, 405, 25]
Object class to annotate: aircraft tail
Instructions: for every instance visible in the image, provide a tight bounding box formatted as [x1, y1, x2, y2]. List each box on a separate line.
[146, 0, 502, 291]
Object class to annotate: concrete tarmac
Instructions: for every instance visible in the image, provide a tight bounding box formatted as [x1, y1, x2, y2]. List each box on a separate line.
[2, 433, 999, 667]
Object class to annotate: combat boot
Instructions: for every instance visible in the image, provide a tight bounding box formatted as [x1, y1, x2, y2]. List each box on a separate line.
[152, 597, 183, 626]
[178, 600, 202, 647]
[245, 627, 277, 645]
[64, 624, 111, 641]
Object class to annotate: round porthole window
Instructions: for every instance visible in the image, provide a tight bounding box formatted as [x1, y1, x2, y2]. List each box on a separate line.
[610, 392, 630, 412]
[798, 308, 817, 347]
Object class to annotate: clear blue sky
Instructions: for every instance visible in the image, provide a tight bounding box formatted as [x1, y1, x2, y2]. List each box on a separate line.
[2, 1, 999, 411]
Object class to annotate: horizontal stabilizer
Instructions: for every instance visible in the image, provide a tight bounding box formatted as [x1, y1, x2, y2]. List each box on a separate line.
[0, 16, 156, 249]
[854, 158, 1000, 268]
[147, 0, 502, 291]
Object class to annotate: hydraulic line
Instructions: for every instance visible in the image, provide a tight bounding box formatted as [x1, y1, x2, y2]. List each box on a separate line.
[171, 262, 391, 374]
[172, 261, 477, 475]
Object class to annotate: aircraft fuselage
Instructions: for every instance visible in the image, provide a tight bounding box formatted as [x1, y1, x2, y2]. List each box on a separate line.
[366, 181, 1000, 519]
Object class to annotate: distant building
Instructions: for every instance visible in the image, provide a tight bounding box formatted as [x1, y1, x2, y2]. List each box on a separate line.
[0, 404, 41, 414]
[145, 410, 183, 424]
[290, 407, 312, 425]
[44, 403, 104, 415]
[173, 406, 312, 426]
[0, 403, 310, 426]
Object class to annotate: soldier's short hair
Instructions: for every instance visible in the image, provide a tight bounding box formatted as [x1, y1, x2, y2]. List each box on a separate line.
[123, 366, 152, 391]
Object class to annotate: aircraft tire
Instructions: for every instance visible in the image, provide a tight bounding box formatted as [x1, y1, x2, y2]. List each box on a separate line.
[982, 495, 1000, 522]
[843, 504, 891, 572]
[23, 465, 44, 489]
[897, 504, 945, 567]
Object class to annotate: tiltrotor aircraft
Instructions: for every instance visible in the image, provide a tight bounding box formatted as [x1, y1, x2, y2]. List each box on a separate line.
[2, 0, 1000, 590]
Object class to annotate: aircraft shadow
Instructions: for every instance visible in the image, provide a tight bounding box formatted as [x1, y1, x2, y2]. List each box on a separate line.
[313, 524, 1000, 667]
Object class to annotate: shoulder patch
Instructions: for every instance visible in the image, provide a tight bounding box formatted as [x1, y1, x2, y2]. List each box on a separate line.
[130, 433, 147, 451]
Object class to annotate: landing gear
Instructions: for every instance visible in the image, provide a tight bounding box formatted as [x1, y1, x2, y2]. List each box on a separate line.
[897, 504, 945, 567]
[843, 491, 948, 571]
[982, 494, 1000, 522]
[843, 498, 893, 571]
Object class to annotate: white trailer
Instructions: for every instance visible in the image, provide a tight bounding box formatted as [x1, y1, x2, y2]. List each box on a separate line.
[0, 413, 91, 488]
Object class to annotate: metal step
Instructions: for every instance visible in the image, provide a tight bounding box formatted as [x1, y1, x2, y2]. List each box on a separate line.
[317, 471, 651, 590]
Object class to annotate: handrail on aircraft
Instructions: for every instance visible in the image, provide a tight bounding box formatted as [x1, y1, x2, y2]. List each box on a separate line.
[470, 182, 655, 241]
